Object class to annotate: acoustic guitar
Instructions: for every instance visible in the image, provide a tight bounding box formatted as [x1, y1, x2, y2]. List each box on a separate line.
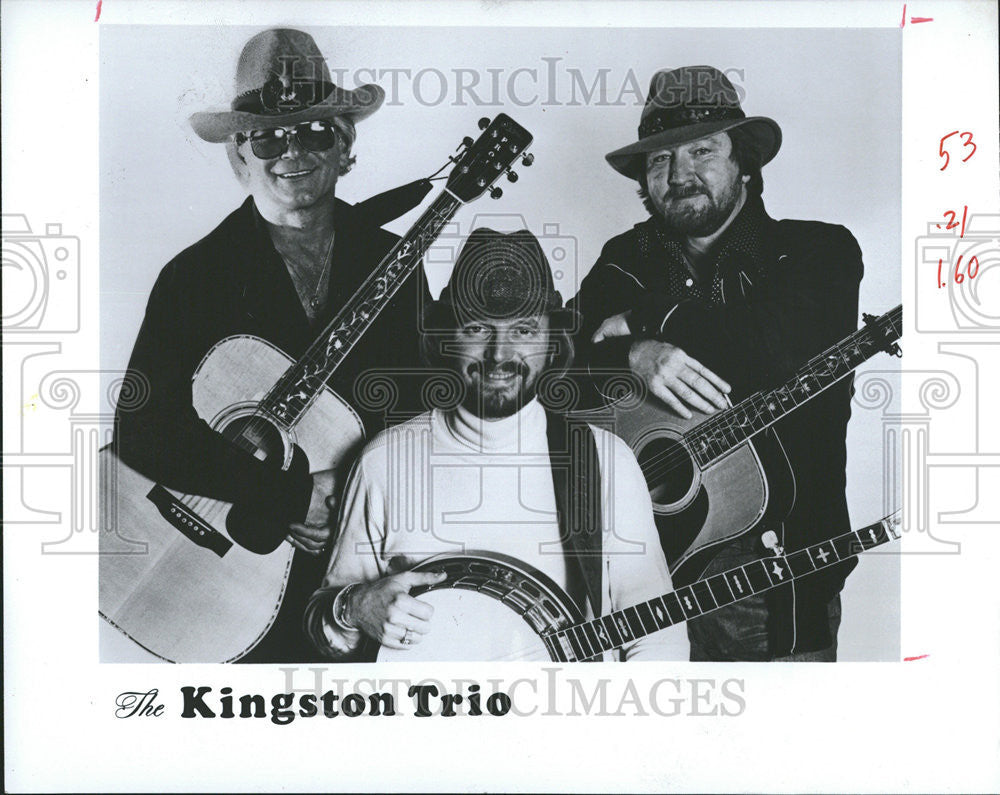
[575, 306, 902, 587]
[99, 115, 534, 663]
[375, 511, 900, 662]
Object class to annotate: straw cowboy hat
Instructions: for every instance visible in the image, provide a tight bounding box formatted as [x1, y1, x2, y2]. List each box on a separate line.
[606, 65, 782, 180]
[189, 28, 384, 143]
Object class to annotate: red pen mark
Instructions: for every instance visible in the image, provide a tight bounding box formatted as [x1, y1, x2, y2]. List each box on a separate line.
[939, 131, 977, 170]
[936, 205, 969, 237]
[95, 0, 102, 22]
[901, 5, 933, 26]
[937, 254, 979, 288]
[903, 654, 929, 661]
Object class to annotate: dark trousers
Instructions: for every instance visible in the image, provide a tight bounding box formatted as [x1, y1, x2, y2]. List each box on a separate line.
[687, 536, 842, 662]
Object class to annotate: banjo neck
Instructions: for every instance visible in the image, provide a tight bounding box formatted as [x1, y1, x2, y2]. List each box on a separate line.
[544, 511, 900, 662]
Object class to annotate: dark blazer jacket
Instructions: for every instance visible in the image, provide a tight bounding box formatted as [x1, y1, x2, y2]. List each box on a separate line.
[114, 195, 430, 661]
[569, 195, 865, 655]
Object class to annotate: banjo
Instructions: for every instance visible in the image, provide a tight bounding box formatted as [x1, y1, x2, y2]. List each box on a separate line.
[376, 510, 900, 662]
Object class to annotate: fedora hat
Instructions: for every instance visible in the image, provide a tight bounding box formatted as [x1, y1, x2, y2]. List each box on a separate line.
[427, 228, 577, 330]
[606, 65, 781, 180]
[189, 28, 384, 143]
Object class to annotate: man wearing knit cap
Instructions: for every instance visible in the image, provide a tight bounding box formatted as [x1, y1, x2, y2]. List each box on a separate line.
[112, 29, 430, 662]
[570, 66, 864, 661]
[306, 228, 689, 661]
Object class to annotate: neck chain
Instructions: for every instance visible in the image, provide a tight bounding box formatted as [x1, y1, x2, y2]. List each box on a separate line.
[282, 229, 334, 314]
[308, 231, 335, 311]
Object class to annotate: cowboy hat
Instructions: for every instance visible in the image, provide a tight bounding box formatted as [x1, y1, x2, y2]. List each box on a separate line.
[606, 65, 782, 180]
[426, 228, 577, 330]
[189, 28, 384, 143]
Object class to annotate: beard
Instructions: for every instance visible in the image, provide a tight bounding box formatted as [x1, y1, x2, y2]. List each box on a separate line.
[462, 360, 540, 419]
[654, 178, 743, 237]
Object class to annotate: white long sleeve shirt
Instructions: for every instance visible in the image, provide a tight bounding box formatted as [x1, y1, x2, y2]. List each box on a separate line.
[305, 399, 689, 661]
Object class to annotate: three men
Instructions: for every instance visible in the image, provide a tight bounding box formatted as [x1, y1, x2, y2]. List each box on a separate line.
[570, 66, 864, 661]
[114, 29, 430, 661]
[305, 229, 689, 661]
[110, 36, 867, 663]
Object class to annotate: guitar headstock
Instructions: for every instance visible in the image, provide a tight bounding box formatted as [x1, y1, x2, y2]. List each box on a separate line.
[446, 114, 534, 203]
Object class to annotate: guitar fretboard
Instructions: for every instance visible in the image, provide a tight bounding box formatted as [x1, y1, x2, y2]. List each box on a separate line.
[685, 306, 902, 467]
[260, 190, 462, 428]
[544, 512, 900, 663]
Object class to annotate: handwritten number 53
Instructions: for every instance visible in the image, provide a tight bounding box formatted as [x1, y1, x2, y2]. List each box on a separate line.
[939, 131, 977, 171]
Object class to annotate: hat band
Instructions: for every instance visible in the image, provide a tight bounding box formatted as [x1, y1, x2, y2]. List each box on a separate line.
[638, 104, 746, 138]
[232, 77, 336, 116]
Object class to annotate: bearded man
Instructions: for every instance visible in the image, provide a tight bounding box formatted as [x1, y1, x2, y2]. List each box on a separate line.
[305, 228, 689, 661]
[569, 66, 864, 661]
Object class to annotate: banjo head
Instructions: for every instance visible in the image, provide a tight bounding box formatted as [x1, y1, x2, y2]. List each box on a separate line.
[374, 551, 584, 663]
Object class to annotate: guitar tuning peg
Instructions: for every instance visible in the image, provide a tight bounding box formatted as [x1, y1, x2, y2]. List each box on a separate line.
[478, 117, 491, 130]
[461, 136, 474, 148]
[521, 153, 535, 167]
[506, 170, 518, 183]
[760, 530, 784, 556]
[489, 186, 503, 199]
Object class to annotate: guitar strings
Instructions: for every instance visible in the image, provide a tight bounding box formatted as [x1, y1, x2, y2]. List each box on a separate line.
[173, 200, 450, 518]
[633, 309, 901, 485]
[170, 213, 896, 530]
[171, 192, 462, 529]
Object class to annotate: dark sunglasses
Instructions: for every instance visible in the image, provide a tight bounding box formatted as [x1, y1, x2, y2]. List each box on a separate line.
[235, 120, 339, 160]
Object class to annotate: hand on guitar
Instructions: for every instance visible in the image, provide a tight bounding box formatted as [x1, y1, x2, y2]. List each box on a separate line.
[344, 570, 448, 649]
[286, 469, 338, 556]
[628, 338, 731, 419]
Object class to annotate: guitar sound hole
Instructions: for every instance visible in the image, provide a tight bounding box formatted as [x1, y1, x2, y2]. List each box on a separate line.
[635, 436, 694, 506]
[220, 415, 286, 463]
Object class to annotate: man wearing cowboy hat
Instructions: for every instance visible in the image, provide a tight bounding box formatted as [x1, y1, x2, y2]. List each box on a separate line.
[304, 228, 689, 661]
[113, 29, 431, 662]
[569, 66, 864, 661]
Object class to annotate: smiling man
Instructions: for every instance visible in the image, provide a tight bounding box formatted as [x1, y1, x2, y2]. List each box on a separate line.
[112, 29, 430, 662]
[569, 66, 865, 661]
[305, 228, 689, 661]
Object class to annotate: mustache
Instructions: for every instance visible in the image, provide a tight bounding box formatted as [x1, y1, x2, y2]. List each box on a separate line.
[665, 184, 706, 200]
[466, 360, 530, 379]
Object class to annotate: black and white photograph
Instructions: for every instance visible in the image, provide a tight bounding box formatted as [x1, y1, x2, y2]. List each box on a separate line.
[3, 1, 999, 792]
[97, 22, 901, 665]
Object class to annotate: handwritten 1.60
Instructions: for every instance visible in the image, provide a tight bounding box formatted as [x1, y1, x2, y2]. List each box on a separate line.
[936, 206, 979, 288]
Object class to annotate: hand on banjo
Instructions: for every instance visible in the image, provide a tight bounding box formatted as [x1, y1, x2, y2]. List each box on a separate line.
[346, 570, 447, 649]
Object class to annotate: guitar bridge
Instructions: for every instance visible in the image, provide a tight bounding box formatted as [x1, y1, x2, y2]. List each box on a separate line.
[146, 485, 232, 558]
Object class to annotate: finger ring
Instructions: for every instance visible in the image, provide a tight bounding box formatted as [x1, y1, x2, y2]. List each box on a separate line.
[401, 629, 414, 645]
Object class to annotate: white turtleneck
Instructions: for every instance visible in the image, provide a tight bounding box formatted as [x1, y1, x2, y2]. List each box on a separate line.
[307, 399, 689, 661]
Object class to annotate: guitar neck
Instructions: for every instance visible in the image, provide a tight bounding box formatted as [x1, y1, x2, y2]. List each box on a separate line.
[685, 305, 903, 467]
[259, 190, 462, 428]
[545, 512, 901, 662]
